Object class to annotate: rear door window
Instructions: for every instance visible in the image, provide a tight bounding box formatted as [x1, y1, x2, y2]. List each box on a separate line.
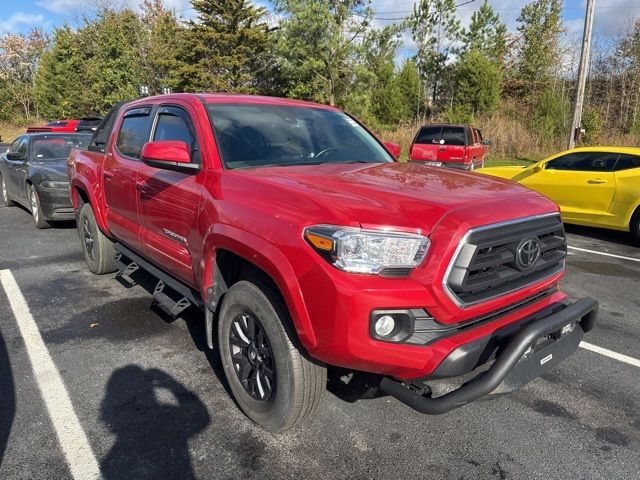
[414, 126, 442, 144]
[116, 107, 152, 159]
[614, 154, 640, 171]
[546, 152, 618, 172]
[441, 126, 466, 146]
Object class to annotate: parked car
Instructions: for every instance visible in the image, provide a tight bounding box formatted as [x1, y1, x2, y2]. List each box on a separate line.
[1, 133, 91, 228]
[26, 119, 81, 133]
[68, 94, 597, 431]
[76, 116, 103, 133]
[479, 147, 640, 242]
[409, 123, 490, 170]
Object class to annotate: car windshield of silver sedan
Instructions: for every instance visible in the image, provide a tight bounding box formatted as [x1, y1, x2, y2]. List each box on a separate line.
[207, 103, 394, 169]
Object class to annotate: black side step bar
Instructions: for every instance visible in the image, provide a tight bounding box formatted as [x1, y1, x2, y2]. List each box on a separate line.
[113, 243, 204, 309]
[380, 297, 598, 415]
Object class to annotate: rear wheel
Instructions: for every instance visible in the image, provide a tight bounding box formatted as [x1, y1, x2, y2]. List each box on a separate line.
[29, 185, 51, 229]
[77, 203, 117, 274]
[631, 208, 640, 244]
[1, 175, 15, 207]
[218, 280, 326, 432]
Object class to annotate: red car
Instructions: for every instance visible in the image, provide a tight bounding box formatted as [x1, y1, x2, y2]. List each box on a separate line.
[26, 119, 80, 133]
[409, 123, 490, 170]
[68, 94, 597, 431]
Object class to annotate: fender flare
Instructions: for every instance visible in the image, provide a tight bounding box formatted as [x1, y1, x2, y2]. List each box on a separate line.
[70, 177, 110, 234]
[200, 223, 318, 350]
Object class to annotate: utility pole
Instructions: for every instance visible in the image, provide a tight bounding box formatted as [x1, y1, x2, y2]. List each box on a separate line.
[568, 0, 595, 149]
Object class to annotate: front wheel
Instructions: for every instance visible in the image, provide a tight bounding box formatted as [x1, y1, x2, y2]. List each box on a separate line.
[29, 185, 51, 229]
[1, 174, 15, 207]
[218, 280, 326, 432]
[631, 208, 640, 244]
[77, 203, 117, 274]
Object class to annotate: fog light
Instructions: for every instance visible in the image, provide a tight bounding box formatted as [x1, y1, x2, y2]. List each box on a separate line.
[561, 323, 575, 335]
[375, 315, 395, 337]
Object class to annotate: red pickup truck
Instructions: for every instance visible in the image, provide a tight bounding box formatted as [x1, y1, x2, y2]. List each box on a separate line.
[409, 124, 489, 170]
[68, 94, 597, 431]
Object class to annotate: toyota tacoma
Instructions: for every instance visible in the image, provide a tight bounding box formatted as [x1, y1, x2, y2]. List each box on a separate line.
[68, 94, 598, 431]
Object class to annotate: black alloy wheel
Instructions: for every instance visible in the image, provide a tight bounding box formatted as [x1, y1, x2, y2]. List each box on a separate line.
[229, 312, 275, 401]
[82, 216, 95, 261]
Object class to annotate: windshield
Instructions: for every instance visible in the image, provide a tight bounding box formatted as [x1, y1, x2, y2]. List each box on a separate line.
[207, 103, 393, 169]
[31, 134, 91, 162]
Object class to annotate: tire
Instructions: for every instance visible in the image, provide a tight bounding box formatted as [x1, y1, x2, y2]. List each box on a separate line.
[77, 203, 117, 274]
[631, 208, 640, 244]
[218, 280, 326, 432]
[29, 184, 52, 229]
[1, 174, 15, 207]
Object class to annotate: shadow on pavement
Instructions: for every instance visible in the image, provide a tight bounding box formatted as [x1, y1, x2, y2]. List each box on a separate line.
[564, 224, 637, 248]
[100, 365, 210, 480]
[0, 328, 15, 465]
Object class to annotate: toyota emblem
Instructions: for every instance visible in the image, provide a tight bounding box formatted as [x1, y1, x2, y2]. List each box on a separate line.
[516, 237, 541, 269]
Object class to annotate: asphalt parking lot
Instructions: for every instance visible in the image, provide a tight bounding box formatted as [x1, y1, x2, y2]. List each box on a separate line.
[1, 203, 640, 480]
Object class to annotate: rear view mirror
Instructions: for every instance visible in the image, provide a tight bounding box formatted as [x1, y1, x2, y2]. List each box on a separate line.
[140, 140, 199, 173]
[482, 140, 492, 146]
[383, 141, 402, 159]
[6, 152, 24, 161]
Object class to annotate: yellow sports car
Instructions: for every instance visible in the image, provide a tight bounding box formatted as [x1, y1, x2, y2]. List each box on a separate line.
[479, 147, 640, 242]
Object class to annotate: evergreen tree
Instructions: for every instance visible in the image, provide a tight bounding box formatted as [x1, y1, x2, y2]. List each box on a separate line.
[516, 0, 563, 94]
[35, 26, 86, 118]
[394, 58, 424, 122]
[410, 0, 460, 106]
[175, 0, 272, 93]
[138, 0, 183, 94]
[452, 50, 502, 117]
[460, 0, 507, 64]
[274, 0, 373, 106]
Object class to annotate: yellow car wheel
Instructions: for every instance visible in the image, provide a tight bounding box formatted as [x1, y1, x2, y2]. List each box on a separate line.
[632, 209, 640, 244]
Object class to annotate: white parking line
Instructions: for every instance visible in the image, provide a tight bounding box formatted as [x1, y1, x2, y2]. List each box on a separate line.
[0, 269, 101, 480]
[580, 341, 640, 368]
[568, 245, 640, 263]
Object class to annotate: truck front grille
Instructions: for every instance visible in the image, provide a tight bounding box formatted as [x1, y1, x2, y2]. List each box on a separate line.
[444, 214, 566, 306]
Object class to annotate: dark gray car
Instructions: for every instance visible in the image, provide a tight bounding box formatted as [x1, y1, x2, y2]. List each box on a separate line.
[0, 133, 91, 228]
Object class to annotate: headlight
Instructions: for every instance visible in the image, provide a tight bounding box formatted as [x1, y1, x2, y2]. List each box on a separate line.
[304, 225, 430, 275]
[40, 180, 69, 190]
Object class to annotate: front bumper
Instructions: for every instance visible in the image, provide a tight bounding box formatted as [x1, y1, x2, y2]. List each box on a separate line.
[380, 297, 598, 414]
[37, 187, 74, 221]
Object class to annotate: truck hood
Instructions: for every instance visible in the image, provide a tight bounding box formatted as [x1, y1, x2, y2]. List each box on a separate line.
[238, 162, 555, 233]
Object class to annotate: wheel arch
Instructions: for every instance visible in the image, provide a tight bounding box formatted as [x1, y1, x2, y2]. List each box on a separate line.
[201, 224, 318, 351]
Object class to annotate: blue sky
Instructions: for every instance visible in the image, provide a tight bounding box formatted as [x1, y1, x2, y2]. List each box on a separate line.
[2, 0, 639, 59]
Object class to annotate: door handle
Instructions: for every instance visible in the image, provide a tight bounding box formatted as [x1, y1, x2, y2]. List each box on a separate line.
[103, 170, 114, 180]
[439, 146, 446, 151]
[587, 179, 607, 184]
[136, 180, 150, 194]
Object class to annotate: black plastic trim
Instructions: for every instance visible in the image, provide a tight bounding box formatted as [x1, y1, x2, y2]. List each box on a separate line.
[380, 297, 598, 414]
[114, 242, 203, 308]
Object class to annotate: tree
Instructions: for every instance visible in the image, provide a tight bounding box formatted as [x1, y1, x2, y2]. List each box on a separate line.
[516, 0, 563, 94]
[138, 0, 183, 94]
[460, 0, 507, 64]
[410, 0, 460, 106]
[35, 26, 86, 118]
[394, 58, 424, 122]
[0, 29, 47, 120]
[363, 26, 403, 125]
[452, 50, 502, 117]
[175, 0, 273, 93]
[274, 0, 373, 106]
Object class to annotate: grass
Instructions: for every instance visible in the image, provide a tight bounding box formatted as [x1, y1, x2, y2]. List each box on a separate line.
[0, 123, 28, 144]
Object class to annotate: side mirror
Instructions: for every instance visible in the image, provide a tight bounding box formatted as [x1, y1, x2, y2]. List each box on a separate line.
[532, 164, 543, 173]
[140, 140, 199, 173]
[383, 141, 402, 159]
[482, 140, 492, 146]
[6, 152, 24, 161]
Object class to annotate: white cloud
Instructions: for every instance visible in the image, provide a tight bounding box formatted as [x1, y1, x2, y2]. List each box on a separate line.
[0, 12, 45, 34]
[35, 0, 84, 15]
